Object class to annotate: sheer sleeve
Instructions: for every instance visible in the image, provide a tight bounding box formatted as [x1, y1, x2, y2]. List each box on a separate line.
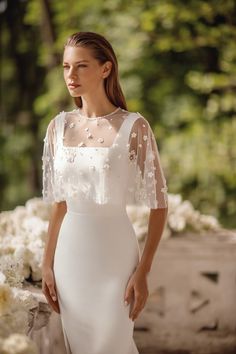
[42, 118, 57, 204]
[126, 114, 168, 209]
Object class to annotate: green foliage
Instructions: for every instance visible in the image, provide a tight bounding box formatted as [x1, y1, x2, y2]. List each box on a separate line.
[1, 0, 236, 227]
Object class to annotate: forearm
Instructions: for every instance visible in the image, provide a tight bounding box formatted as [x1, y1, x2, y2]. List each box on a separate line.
[136, 207, 168, 275]
[42, 201, 67, 269]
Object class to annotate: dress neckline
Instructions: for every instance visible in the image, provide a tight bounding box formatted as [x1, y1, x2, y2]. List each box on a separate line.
[75, 106, 121, 120]
[61, 110, 130, 149]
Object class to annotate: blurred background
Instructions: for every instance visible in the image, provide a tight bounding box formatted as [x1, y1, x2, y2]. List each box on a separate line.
[1, 0, 236, 229]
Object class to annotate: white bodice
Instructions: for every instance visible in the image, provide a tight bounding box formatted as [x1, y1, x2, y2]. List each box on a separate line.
[42, 107, 168, 211]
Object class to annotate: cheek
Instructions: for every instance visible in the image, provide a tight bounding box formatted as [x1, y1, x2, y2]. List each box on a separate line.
[83, 69, 100, 81]
[82, 70, 93, 79]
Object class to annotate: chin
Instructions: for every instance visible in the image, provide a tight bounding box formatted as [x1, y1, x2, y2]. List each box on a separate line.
[69, 92, 82, 97]
[67, 87, 83, 96]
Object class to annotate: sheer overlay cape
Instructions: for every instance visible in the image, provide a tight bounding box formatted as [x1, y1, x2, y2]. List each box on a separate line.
[42, 109, 168, 209]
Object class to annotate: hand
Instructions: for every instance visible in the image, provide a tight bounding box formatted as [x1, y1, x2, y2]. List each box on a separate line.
[42, 266, 60, 314]
[124, 267, 149, 321]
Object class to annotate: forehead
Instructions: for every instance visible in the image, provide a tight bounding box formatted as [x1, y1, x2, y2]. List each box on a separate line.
[63, 46, 95, 63]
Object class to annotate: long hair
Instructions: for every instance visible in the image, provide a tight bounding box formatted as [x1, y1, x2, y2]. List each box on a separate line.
[63, 31, 128, 110]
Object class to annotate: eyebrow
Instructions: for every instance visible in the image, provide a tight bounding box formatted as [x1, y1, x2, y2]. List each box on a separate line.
[63, 60, 89, 64]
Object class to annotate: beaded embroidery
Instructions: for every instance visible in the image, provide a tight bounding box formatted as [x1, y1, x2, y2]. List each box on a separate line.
[42, 109, 168, 209]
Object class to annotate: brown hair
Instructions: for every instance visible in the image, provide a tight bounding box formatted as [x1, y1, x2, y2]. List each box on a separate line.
[64, 31, 128, 110]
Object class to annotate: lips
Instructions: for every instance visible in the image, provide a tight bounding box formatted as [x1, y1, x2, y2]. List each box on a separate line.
[68, 83, 81, 88]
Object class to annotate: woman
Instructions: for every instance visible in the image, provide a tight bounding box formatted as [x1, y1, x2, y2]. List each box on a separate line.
[41, 31, 168, 354]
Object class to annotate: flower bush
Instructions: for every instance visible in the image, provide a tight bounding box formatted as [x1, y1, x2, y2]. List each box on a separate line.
[127, 193, 221, 241]
[0, 195, 222, 284]
[0, 333, 38, 354]
[0, 198, 50, 282]
[0, 271, 39, 353]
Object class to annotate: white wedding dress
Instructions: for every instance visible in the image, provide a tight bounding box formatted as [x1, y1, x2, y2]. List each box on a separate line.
[42, 106, 168, 354]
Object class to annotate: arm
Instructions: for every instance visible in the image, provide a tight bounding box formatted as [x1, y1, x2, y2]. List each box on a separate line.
[136, 207, 168, 275]
[42, 116, 66, 268]
[124, 208, 168, 321]
[124, 115, 168, 321]
[42, 201, 67, 269]
[41, 116, 67, 312]
[42, 201, 67, 314]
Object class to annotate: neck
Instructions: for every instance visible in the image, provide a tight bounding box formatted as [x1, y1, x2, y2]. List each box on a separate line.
[79, 91, 117, 118]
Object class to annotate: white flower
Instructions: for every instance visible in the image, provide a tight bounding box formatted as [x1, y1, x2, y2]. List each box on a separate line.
[161, 186, 168, 194]
[126, 205, 150, 241]
[167, 194, 182, 211]
[11, 288, 38, 312]
[168, 214, 186, 232]
[22, 216, 47, 240]
[69, 122, 75, 128]
[0, 271, 6, 285]
[0, 333, 38, 354]
[78, 141, 86, 147]
[0, 309, 29, 339]
[0, 255, 25, 288]
[102, 163, 110, 170]
[87, 133, 93, 139]
[147, 151, 155, 161]
[147, 171, 154, 178]
[25, 197, 50, 221]
[0, 197, 51, 284]
[198, 214, 220, 230]
[131, 132, 137, 138]
[127, 192, 222, 238]
[143, 135, 148, 141]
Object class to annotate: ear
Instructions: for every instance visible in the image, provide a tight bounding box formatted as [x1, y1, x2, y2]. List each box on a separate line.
[102, 61, 112, 79]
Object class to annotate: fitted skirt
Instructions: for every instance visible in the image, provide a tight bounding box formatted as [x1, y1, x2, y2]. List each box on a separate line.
[53, 204, 140, 354]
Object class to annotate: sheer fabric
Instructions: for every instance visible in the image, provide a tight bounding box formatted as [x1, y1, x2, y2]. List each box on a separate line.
[42, 118, 57, 203]
[126, 114, 168, 209]
[42, 108, 168, 209]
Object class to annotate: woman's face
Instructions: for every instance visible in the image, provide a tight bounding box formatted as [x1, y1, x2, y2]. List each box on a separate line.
[63, 46, 111, 97]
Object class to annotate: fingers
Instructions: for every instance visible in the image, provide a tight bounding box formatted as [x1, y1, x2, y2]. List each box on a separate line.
[124, 284, 144, 321]
[129, 292, 147, 321]
[42, 280, 60, 314]
[47, 281, 57, 302]
[44, 283, 60, 313]
[129, 292, 143, 321]
[124, 278, 148, 321]
[42, 275, 57, 301]
[124, 283, 133, 306]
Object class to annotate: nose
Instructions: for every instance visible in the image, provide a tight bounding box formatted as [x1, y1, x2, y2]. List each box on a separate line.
[67, 67, 78, 80]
